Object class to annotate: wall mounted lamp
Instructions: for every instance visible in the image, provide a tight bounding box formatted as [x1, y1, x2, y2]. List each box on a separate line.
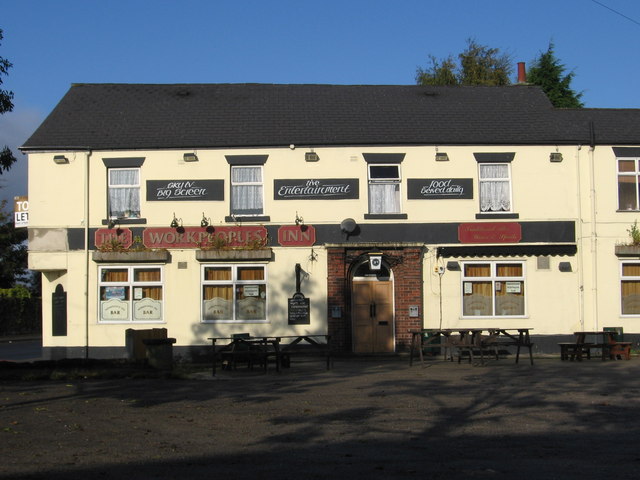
[549, 152, 563, 162]
[305, 151, 319, 162]
[183, 153, 198, 162]
[200, 212, 211, 228]
[295, 212, 304, 226]
[435, 152, 449, 162]
[170, 212, 183, 229]
[558, 261, 572, 272]
[53, 155, 69, 164]
[107, 219, 119, 230]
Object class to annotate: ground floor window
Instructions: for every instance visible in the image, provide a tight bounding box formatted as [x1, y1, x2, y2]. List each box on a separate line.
[202, 264, 267, 322]
[621, 261, 640, 315]
[461, 261, 525, 317]
[99, 266, 163, 322]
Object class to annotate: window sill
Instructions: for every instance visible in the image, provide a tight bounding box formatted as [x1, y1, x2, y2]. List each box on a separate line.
[475, 213, 519, 219]
[102, 218, 147, 225]
[201, 320, 270, 324]
[196, 248, 272, 261]
[364, 213, 408, 220]
[617, 209, 640, 213]
[224, 216, 270, 222]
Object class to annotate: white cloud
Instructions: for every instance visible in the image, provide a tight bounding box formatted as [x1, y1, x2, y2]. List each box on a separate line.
[0, 107, 45, 206]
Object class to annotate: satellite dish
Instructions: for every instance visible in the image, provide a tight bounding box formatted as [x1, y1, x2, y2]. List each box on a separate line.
[340, 218, 357, 234]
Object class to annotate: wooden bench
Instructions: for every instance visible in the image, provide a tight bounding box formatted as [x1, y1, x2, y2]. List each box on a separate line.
[278, 335, 332, 370]
[609, 341, 632, 360]
[558, 342, 606, 361]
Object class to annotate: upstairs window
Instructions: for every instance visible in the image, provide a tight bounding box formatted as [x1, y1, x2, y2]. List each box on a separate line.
[479, 163, 512, 213]
[368, 164, 401, 214]
[108, 168, 140, 219]
[617, 158, 640, 211]
[231, 166, 264, 216]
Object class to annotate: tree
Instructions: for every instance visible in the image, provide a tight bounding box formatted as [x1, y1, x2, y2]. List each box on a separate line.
[527, 43, 583, 108]
[416, 39, 513, 86]
[0, 28, 16, 172]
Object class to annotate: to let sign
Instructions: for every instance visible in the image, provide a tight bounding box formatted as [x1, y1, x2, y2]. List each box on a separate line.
[277, 225, 316, 247]
[458, 222, 522, 244]
[14, 196, 28, 227]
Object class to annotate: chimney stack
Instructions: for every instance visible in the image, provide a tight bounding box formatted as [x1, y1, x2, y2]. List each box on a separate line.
[517, 62, 527, 83]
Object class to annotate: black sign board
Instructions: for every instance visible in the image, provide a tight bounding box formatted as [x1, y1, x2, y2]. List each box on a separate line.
[408, 178, 473, 200]
[288, 293, 310, 325]
[274, 179, 359, 200]
[146, 180, 224, 201]
[52, 284, 67, 336]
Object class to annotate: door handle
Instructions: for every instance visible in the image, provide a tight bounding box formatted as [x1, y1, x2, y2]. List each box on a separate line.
[369, 303, 374, 318]
[372, 302, 376, 318]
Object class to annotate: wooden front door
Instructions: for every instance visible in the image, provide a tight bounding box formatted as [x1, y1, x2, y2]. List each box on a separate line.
[352, 280, 394, 353]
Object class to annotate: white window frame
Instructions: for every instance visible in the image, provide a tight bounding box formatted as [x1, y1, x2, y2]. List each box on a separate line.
[201, 264, 268, 323]
[368, 163, 402, 214]
[230, 165, 264, 217]
[108, 167, 141, 219]
[617, 157, 640, 211]
[620, 261, 640, 316]
[98, 265, 164, 323]
[461, 261, 526, 318]
[478, 163, 512, 213]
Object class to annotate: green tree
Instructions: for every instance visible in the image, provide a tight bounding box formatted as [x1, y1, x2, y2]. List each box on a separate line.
[0, 28, 16, 172]
[416, 39, 513, 86]
[527, 43, 583, 108]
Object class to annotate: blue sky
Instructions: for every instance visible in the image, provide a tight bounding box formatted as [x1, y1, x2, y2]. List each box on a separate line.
[1, 0, 640, 205]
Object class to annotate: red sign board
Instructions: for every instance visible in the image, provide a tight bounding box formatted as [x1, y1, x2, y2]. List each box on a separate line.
[95, 228, 133, 249]
[278, 225, 316, 247]
[458, 222, 522, 244]
[143, 226, 267, 249]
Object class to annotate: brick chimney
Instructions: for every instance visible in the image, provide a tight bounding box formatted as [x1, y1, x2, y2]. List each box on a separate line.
[517, 62, 526, 83]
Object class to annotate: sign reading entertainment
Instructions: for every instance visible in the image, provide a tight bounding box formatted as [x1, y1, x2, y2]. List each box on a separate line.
[274, 179, 359, 200]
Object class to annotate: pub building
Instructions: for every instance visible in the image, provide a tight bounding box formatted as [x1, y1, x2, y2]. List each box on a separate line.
[21, 83, 640, 359]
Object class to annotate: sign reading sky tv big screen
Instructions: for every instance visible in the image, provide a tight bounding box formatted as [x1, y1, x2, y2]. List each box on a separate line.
[146, 180, 224, 201]
[274, 179, 359, 200]
[408, 178, 473, 200]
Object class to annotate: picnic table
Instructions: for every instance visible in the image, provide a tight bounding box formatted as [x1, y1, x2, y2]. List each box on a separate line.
[208, 334, 331, 376]
[409, 328, 534, 366]
[559, 331, 632, 361]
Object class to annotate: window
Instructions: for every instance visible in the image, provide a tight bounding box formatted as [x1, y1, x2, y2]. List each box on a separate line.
[462, 262, 525, 317]
[479, 163, 512, 213]
[99, 266, 163, 322]
[621, 262, 640, 315]
[617, 158, 640, 210]
[202, 264, 267, 322]
[108, 168, 140, 219]
[231, 166, 263, 216]
[368, 164, 401, 214]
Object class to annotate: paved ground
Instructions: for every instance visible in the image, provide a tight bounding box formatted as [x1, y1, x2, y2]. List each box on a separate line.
[1, 355, 639, 479]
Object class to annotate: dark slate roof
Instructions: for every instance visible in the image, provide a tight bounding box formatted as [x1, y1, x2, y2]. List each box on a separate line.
[20, 83, 640, 151]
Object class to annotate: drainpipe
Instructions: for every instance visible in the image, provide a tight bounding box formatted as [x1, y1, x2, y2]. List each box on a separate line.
[588, 122, 599, 331]
[575, 145, 585, 330]
[84, 150, 92, 359]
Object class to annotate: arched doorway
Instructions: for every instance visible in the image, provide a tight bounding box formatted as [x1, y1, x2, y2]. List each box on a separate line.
[351, 259, 395, 353]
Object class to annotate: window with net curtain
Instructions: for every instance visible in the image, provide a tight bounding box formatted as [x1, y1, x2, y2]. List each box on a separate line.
[462, 262, 525, 317]
[617, 158, 640, 210]
[368, 164, 401, 214]
[479, 163, 511, 212]
[231, 166, 263, 216]
[108, 168, 141, 219]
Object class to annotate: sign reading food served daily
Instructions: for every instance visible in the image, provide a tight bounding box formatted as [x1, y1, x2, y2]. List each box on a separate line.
[146, 180, 224, 201]
[408, 178, 473, 200]
[274, 179, 359, 200]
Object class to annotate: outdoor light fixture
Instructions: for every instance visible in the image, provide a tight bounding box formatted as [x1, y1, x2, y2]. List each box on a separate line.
[295, 212, 304, 226]
[108, 219, 118, 230]
[559, 261, 572, 272]
[368, 252, 383, 271]
[435, 152, 449, 162]
[170, 212, 183, 229]
[183, 153, 198, 162]
[550, 152, 563, 162]
[305, 151, 319, 162]
[53, 155, 69, 164]
[200, 212, 211, 228]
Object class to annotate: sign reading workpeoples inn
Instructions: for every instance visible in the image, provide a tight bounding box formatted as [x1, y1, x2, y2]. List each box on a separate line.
[274, 179, 359, 200]
[146, 179, 224, 201]
[408, 178, 473, 200]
